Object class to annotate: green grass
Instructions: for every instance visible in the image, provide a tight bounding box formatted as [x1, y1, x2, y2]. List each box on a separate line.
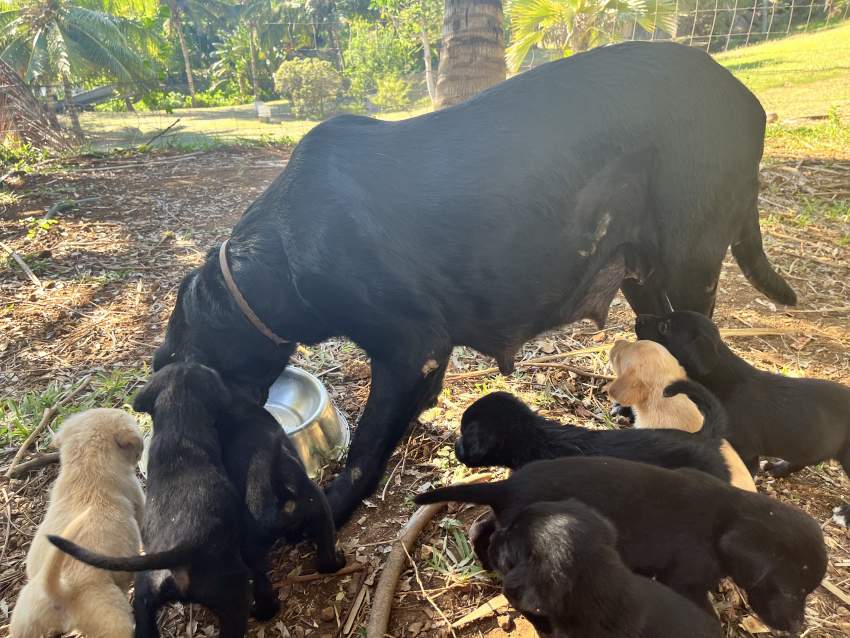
[716, 21, 850, 120]
[1, 366, 150, 446]
[424, 517, 489, 584]
[77, 100, 429, 151]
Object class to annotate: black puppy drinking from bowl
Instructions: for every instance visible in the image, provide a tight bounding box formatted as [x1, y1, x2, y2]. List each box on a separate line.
[636, 310, 850, 524]
[416, 457, 826, 632]
[153, 42, 795, 525]
[50, 364, 268, 638]
[488, 499, 722, 638]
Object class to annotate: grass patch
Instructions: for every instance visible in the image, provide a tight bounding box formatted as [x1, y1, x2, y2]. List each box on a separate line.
[717, 21, 850, 119]
[1, 366, 150, 446]
[764, 111, 850, 157]
[423, 516, 489, 584]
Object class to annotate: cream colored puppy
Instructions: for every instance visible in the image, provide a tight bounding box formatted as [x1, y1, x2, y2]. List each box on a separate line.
[10, 408, 145, 638]
[607, 340, 756, 492]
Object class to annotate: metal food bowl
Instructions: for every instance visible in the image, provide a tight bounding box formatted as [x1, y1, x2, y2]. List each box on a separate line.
[264, 367, 350, 478]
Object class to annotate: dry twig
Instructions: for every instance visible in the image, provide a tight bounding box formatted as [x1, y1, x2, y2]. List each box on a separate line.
[5, 376, 92, 478]
[450, 594, 510, 629]
[5, 452, 60, 478]
[284, 561, 364, 583]
[401, 542, 457, 638]
[1, 241, 43, 289]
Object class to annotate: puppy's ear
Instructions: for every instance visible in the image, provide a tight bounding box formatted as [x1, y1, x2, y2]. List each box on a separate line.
[686, 334, 721, 376]
[132, 374, 163, 415]
[114, 427, 144, 464]
[193, 365, 232, 413]
[605, 372, 647, 406]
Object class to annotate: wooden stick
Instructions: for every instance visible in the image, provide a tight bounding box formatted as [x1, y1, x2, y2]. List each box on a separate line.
[4, 452, 59, 478]
[284, 561, 364, 583]
[342, 581, 369, 635]
[1, 241, 43, 289]
[5, 376, 91, 478]
[529, 362, 614, 381]
[451, 594, 510, 629]
[446, 345, 612, 381]
[143, 118, 181, 147]
[402, 542, 457, 638]
[366, 473, 493, 638]
[821, 579, 850, 607]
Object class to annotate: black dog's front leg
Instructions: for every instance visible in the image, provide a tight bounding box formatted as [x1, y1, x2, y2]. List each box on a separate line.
[305, 481, 346, 573]
[326, 350, 449, 526]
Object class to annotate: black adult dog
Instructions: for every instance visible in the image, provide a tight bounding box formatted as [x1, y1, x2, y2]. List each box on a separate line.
[217, 399, 346, 609]
[455, 382, 736, 484]
[50, 364, 268, 638]
[488, 499, 722, 638]
[636, 310, 850, 524]
[153, 42, 795, 525]
[416, 457, 826, 632]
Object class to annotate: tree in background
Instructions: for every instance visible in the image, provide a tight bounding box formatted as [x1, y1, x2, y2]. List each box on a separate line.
[505, 0, 678, 72]
[435, 0, 506, 108]
[344, 17, 415, 103]
[0, 0, 159, 137]
[372, 0, 442, 103]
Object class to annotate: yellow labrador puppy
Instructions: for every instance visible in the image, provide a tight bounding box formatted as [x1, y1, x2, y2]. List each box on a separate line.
[607, 340, 756, 492]
[10, 408, 145, 638]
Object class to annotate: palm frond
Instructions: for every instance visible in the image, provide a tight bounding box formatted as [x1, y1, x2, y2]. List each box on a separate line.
[25, 28, 49, 82]
[47, 22, 71, 77]
[506, 29, 545, 72]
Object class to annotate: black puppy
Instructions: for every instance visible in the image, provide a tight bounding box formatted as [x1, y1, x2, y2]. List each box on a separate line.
[636, 310, 850, 523]
[416, 457, 826, 632]
[455, 382, 737, 483]
[50, 364, 266, 638]
[488, 499, 721, 638]
[217, 399, 346, 611]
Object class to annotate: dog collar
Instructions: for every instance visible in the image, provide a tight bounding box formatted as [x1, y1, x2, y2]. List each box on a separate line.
[218, 239, 290, 346]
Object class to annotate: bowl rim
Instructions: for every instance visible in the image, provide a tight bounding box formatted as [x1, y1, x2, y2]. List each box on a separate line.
[269, 366, 331, 434]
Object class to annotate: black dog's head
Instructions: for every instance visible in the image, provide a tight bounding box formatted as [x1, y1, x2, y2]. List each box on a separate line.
[717, 501, 827, 632]
[153, 250, 298, 402]
[488, 499, 619, 636]
[455, 392, 539, 468]
[635, 311, 723, 377]
[133, 362, 232, 421]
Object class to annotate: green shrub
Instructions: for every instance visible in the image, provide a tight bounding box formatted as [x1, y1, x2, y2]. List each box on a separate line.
[372, 75, 411, 111]
[274, 58, 341, 119]
[135, 90, 193, 113]
[343, 18, 415, 103]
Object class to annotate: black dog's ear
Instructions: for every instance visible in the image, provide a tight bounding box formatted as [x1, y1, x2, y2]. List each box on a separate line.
[686, 333, 721, 376]
[189, 365, 233, 413]
[132, 373, 165, 415]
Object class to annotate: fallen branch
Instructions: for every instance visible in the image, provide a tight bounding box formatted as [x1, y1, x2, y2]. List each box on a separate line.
[284, 561, 364, 583]
[366, 473, 493, 638]
[1, 241, 43, 290]
[5, 376, 92, 478]
[342, 581, 369, 636]
[4, 452, 59, 478]
[451, 594, 509, 629]
[42, 197, 98, 220]
[143, 118, 181, 147]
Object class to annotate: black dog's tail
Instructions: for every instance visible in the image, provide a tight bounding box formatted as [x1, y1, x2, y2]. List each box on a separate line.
[731, 209, 796, 306]
[48, 536, 193, 572]
[663, 379, 728, 439]
[414, 480, 510, 509]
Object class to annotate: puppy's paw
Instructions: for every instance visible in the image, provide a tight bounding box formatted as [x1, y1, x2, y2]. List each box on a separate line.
[251, 595, 280, 621]
[762, 459, 798, 479]
[317, 550, 347, 574]
[609, 402, 635, 423]
[832, 504, 849, 528]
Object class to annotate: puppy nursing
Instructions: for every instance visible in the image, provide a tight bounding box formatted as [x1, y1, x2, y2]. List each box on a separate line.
[607, 339, 756, 492]
[10, 409, 145, 638]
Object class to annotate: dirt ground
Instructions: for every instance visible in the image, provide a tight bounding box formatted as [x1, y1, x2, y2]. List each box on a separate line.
[1, 145, 849, 638]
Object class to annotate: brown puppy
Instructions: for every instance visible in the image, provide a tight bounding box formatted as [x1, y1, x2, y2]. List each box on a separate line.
[10, 408, 145, 638]
[607, 340, 756, 492]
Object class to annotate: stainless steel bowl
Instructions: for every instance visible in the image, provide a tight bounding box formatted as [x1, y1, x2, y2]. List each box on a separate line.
[264, 366, 350, 478]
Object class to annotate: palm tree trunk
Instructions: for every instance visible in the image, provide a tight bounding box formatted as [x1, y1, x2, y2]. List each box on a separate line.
[249, 22, 261, 113]
[61, 72, 83, 140]
[170, 5, 197, 107]
[420, 20, 436, 103]
[435, 0, 506, 108]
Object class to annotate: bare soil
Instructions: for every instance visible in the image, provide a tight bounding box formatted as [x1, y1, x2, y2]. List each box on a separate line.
[1, 146, 849, 638]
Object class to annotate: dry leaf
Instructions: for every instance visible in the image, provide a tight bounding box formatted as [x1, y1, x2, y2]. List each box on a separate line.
[740, 615, 771, 633]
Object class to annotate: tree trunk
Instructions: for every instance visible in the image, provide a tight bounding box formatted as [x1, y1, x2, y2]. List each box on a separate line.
[123, 93, 136, 112]
[249, 22, 261, 113]
[170, 6, 197, 107]
[420, 20, 436, 103]
[61, 72, 83, 140]
[435, 0, 506, 109]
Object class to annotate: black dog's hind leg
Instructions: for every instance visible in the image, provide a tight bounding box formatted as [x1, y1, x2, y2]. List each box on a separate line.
[832, 447, 850, 527]
[132, 574, 163, 638]
[326, 347, 450, 526]
[243, 550, 279, 621]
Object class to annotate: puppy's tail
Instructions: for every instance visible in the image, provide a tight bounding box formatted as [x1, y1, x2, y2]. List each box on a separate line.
[41, 507, 91, 600]
[48, 536, 193, 572]
[663, 380, 728, 439]
[414, 481, 510, 509]
[732, 208, 796, 306]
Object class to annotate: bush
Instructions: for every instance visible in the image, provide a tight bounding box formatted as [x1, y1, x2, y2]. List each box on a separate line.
[372, 75, 411, 111]
[274, 58, 342, 119]
[344, 19, 415, 103]
[136, 90, 193, 113]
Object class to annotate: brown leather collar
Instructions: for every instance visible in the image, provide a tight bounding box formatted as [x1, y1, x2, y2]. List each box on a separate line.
[218, 239, 290, 346]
